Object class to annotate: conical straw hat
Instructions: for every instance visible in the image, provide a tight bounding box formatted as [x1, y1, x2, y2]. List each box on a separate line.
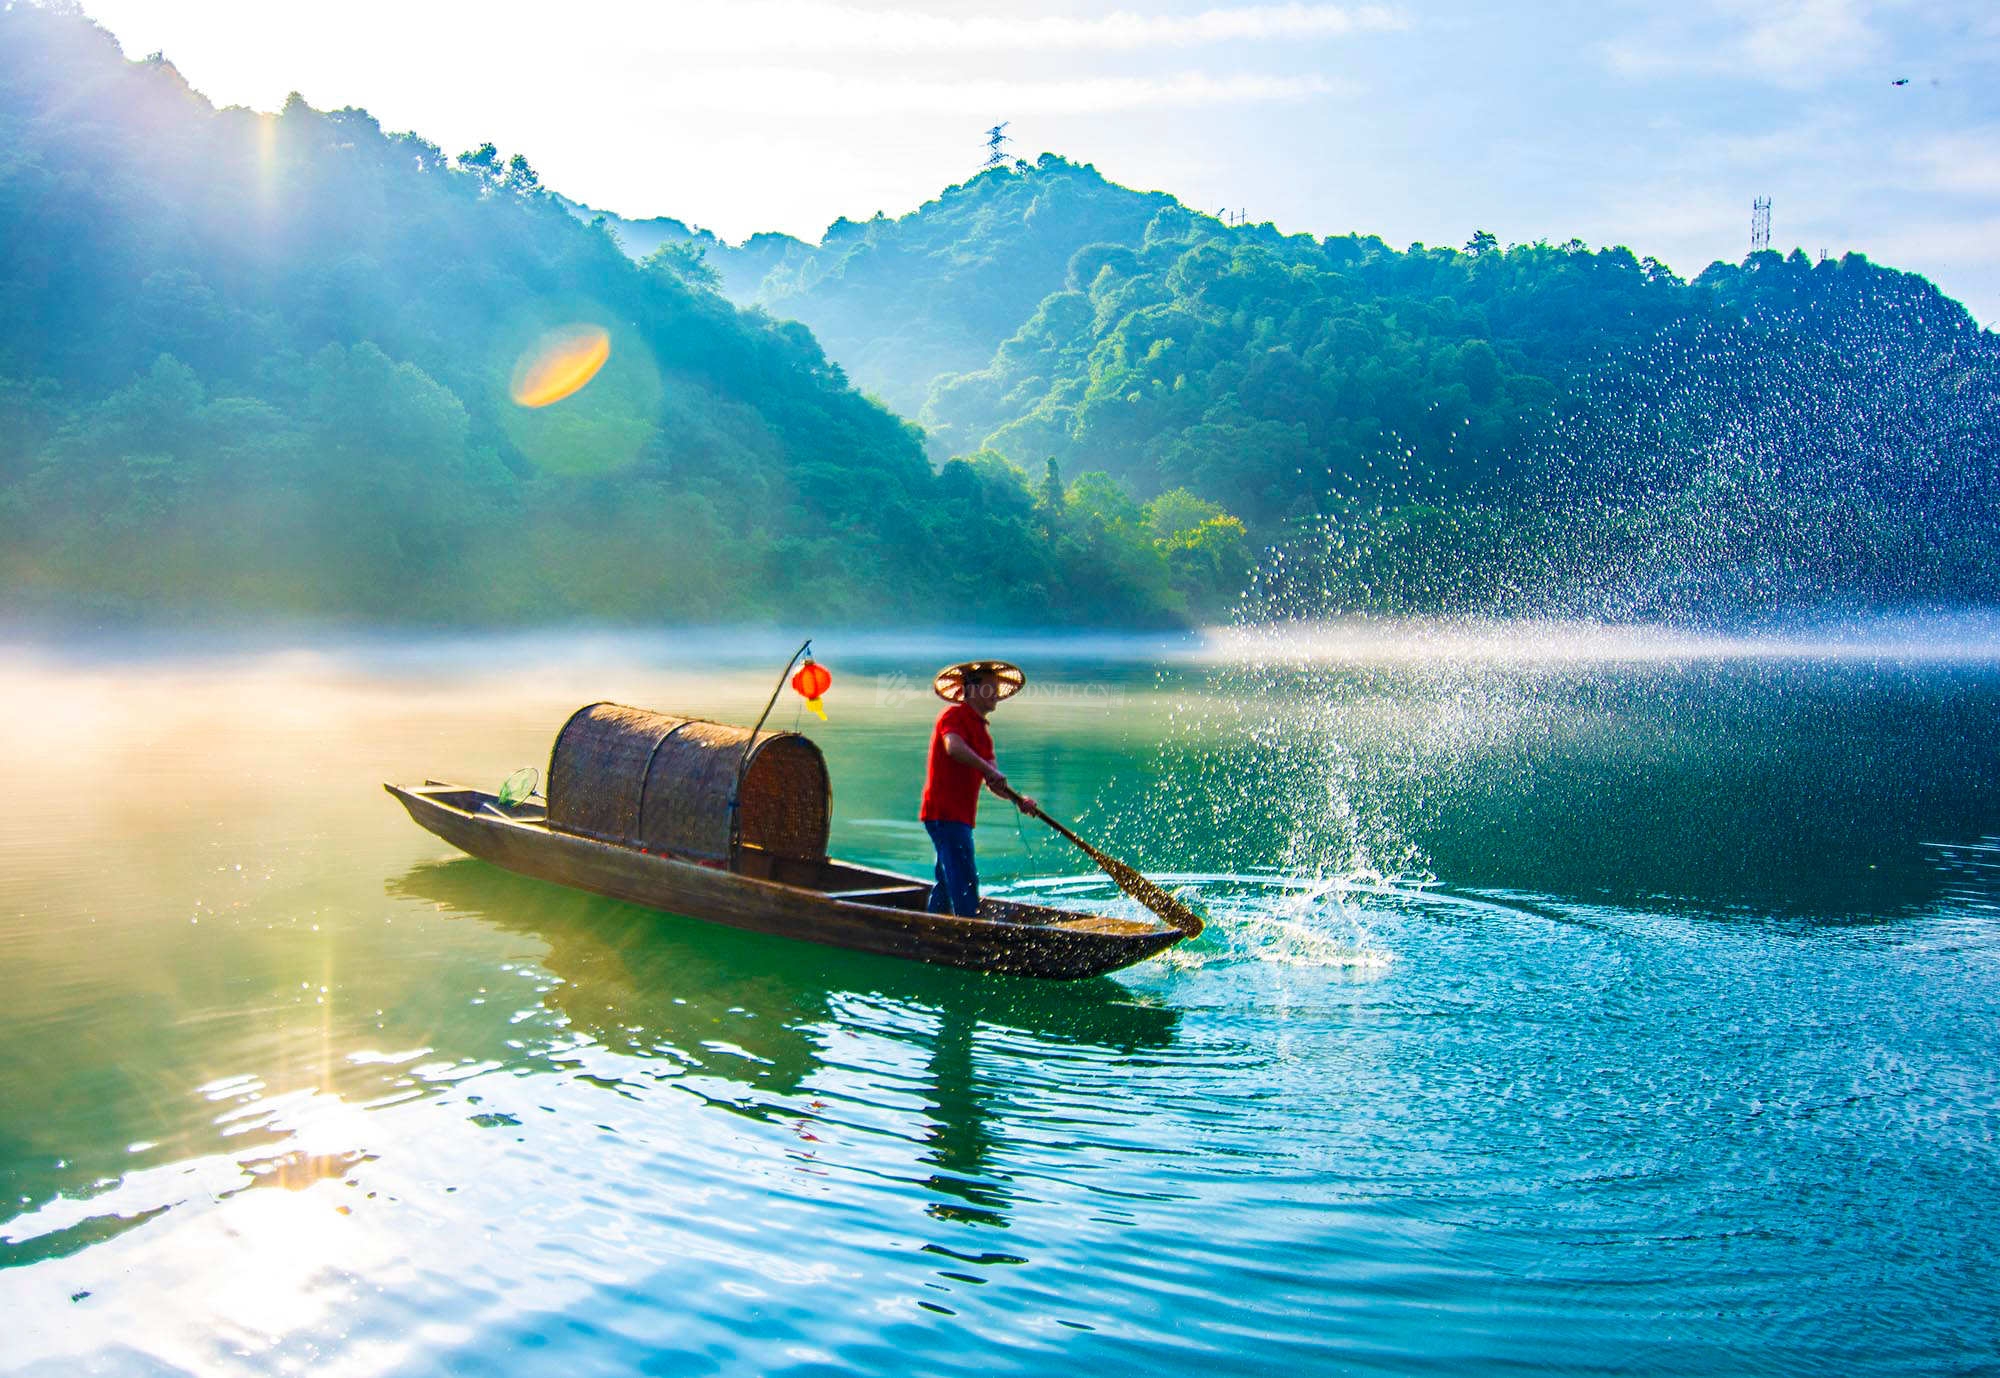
[932, 660, 1026, 703]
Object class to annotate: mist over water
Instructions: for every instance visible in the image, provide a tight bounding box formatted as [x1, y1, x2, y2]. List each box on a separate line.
[2, 621, 1997, 1375]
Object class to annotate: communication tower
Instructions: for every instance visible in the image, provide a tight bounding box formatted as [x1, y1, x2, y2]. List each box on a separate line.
[1221, 207, 1248, 228]
[982, 123, 1012, 170]
[1751, 196, 1772, 253]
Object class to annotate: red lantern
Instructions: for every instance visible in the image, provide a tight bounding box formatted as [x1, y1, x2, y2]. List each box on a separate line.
[791, 659, 832, 720]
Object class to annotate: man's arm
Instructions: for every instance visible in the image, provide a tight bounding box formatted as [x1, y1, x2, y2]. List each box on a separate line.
[943, 732, 1037, 813]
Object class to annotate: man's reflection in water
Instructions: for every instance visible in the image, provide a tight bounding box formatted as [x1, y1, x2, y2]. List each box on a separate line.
[913, 960, 1183, 1230]
[918, 1009, 1007, 1227]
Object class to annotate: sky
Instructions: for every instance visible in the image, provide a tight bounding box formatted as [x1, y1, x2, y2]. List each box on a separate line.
[79, 0, 2000, 326]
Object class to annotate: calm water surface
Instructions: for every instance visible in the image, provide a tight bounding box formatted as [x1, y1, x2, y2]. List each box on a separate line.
[2, 623, 1998, 1376]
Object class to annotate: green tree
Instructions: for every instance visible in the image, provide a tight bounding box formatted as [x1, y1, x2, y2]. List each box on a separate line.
[641, 240, 722, 291]
[1143, 486, 1225, 541]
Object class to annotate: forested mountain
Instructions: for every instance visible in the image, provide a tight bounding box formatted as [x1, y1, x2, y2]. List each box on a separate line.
[0, 5, 1244, 625]
[635, 153, 1998, 615]
[949, 206, 2000, 613]
[926, 191, 1996, 511]
[6, 2, 1993, 628]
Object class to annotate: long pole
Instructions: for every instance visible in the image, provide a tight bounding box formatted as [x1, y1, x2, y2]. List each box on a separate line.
[729, 638, 812, 851]
[993, 784, 1204, 937]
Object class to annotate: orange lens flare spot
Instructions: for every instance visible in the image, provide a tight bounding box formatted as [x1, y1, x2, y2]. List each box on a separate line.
[510, 324, 612, 408]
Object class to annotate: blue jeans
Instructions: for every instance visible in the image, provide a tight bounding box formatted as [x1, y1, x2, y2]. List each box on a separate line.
[924, 819, 979, 917]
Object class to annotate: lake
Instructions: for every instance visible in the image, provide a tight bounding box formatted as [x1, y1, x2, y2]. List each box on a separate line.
[3, 620, 1997, 1376]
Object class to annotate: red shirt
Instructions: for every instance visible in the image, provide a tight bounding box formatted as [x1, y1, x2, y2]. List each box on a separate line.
[921, 703, 993, 825]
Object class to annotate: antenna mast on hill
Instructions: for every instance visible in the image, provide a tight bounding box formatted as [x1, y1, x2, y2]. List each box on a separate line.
[982, 122, 1013, 170]
[1220, 207, 1248, 228]
[1751, 196, 1772, 253]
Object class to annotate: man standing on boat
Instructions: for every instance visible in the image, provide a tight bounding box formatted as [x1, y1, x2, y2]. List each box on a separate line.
[922, 660, 1036, 917]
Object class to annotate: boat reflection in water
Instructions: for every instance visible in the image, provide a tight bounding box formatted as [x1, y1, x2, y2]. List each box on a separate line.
[388, 858, 1179, 1231]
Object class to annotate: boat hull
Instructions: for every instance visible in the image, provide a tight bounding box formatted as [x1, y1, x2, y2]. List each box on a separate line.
[386, 783, 1184, 979]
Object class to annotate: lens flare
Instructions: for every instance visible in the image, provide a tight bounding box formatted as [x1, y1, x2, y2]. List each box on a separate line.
[509, 325, 612, 408]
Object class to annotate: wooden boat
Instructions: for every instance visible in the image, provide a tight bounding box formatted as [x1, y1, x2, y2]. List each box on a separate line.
[386, 701, 1187, 980]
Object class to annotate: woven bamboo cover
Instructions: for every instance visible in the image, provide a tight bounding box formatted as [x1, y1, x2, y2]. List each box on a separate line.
[546, 702, 829, 864]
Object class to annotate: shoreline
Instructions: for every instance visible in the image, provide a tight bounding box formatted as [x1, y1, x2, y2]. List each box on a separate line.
[9, 606, 2000, 670]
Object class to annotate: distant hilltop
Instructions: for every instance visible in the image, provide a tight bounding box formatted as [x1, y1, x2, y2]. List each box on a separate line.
[560, 154, 1187, 418]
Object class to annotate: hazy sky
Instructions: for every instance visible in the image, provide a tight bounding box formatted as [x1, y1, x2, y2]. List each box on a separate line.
[81, 0, 2000, 325]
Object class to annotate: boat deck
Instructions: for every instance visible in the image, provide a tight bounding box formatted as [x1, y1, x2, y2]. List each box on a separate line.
[388, 782, 1183, 977]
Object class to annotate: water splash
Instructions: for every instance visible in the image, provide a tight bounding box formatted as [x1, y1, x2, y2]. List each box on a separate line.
[1001, 871, 1558, 974]
[1241, 257, 2000, 624]
[1143, 270, 2000, 909]
[1202, 612, 2000, 666]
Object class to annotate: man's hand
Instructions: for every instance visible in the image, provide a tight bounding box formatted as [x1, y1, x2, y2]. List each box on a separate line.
[990, 771, 1038, 815]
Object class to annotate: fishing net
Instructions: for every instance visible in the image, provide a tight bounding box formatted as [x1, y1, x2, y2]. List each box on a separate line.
[497, 767, 541, 807]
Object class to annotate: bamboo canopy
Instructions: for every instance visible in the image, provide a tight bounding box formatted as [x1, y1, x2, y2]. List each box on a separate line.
[546, 702, 830, 866]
